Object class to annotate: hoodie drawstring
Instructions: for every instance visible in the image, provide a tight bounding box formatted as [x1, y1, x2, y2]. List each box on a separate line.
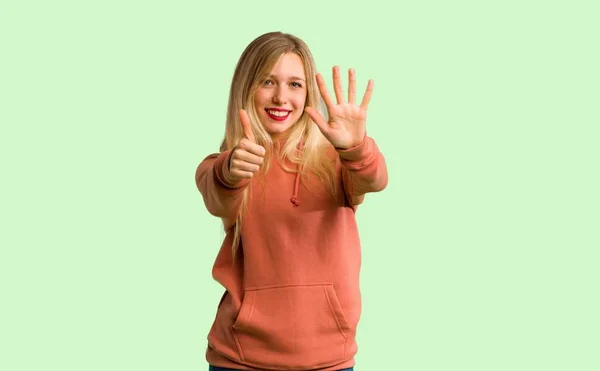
[290, 140, 304, 207]
[290, 173, 301, 207]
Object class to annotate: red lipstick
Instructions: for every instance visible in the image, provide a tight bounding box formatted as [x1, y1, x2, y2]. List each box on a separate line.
[265, 108, 291, 122]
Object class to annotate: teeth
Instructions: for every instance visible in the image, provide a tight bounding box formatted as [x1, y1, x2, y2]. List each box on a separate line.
[268, 110, 289, 117]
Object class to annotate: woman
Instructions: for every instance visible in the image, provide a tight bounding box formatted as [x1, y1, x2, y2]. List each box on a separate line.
[195, 31, 388, 371]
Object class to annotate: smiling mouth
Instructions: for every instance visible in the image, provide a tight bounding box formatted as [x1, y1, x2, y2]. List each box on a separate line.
[265, 109, 291, 121]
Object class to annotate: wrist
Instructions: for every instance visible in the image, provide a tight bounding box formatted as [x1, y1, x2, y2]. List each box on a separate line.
[221, 150, 239, 186]
[336, 133, 366, 151]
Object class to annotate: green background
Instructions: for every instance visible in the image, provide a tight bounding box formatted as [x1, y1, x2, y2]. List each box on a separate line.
[1, 0, 598, 370]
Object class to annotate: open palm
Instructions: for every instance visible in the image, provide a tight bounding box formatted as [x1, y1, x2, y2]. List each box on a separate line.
[305, 66, 374, 149]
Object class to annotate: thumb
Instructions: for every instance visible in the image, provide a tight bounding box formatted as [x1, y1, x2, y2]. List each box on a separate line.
[305, 106, 330, 136]
[239, 109, 255, 142]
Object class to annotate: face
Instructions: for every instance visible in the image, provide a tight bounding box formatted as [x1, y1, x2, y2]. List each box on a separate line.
[253, 52, 307, 138]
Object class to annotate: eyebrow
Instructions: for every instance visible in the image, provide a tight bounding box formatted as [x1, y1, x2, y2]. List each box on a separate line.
[268, 74, 306, 82]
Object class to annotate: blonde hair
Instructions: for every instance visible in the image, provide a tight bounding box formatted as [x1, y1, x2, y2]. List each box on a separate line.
[220, 31, 337, 257]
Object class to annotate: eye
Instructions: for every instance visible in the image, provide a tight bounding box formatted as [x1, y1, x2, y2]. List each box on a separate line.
[263, 79, 274, 86]
[291, 81, 303, 88]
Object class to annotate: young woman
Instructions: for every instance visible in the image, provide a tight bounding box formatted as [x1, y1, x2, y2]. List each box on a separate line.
[195, 31, 388, 371]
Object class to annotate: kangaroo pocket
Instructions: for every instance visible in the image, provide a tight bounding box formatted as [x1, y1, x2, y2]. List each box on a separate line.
[231, 283, 352, 369]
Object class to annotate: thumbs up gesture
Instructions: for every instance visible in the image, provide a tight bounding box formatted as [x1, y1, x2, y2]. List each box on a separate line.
[229, 109, 266, 182]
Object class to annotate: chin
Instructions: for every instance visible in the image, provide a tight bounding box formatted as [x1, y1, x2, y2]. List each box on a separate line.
[261, 117, 298, 136]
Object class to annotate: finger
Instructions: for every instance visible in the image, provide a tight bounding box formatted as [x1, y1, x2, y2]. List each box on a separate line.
[230, 169, 254, 179]
[305, 106, 330, 136]
[234, 146, 265, 165]
[315, 73, 335, 109]
[239, 109, 255, 142]
[332, 66, 344, 104]
[360, 79, 374, 111]
[231, 159, 260, 173]
[348, 68, 356, 104]
[238, 139, 266, 157]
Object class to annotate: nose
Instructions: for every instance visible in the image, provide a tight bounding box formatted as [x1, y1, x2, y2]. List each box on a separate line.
[272, 86, 287, 105]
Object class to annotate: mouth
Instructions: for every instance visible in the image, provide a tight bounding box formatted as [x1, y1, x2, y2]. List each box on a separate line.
[265, 108, 291, 122]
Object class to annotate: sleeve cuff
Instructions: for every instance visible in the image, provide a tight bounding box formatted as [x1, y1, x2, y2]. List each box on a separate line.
[336, 135, 377, 168]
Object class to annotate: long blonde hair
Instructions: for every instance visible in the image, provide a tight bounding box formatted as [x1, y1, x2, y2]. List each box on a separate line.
[220, 31, 337, 256]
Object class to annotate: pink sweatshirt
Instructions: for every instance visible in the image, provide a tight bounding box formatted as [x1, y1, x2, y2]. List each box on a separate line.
[195, 135, 388, 371]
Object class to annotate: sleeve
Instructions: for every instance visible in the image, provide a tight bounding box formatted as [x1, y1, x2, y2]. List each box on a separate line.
[194, 149, 251, 221]
[336, 135, 388, 206]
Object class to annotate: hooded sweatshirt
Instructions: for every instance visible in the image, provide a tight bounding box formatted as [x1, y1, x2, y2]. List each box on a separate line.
[194, 134, 388, 371]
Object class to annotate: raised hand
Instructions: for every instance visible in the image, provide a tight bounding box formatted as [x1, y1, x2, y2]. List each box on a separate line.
[229, 109, 266, 181]
[305, 66, 374, 149]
